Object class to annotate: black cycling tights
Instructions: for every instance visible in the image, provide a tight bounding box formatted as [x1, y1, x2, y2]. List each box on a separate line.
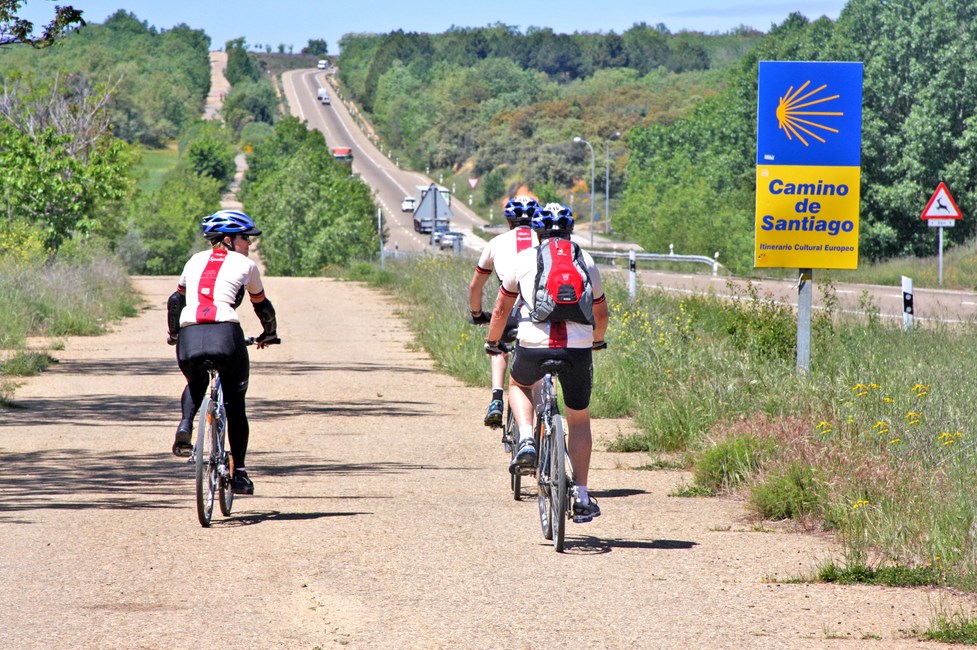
[177, 322, 251, 469]
[180, 380, 249, 469]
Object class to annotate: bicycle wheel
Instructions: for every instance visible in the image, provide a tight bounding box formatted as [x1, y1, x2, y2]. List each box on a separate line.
[195, 395, 217, 527]
[550, 412, 569, 552]
[506, 407, 522, 500]
[537, 416, 554, 540]
[217, 405, 234, 516]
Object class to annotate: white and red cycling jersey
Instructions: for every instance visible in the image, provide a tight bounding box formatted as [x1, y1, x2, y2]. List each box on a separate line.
[474, 226, 538, 285]
[177, 248, 265, 327]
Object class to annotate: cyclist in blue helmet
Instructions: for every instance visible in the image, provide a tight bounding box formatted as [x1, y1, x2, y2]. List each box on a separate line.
[468, 195, 540, 428]
[166, 209, 281, 495]
[484, 202, 609, 523]
[531, 202, 575, 238]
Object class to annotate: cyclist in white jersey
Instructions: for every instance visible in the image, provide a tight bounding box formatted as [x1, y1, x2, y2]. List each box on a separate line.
[166, 210, 280, 495]
[484, 205, 608, 522]
[468, 196, 539, 427]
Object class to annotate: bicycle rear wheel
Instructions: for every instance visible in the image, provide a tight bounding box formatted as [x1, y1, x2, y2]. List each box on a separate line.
[195, 396, 217, 527]
[537, 416, 554, 540]
[506, 407, 522, 500]
[217, 406, 234, 516]
[550, 413, 568, 552]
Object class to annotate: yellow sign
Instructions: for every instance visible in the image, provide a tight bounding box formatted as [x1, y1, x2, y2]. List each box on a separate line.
[754, 165, 861, 269]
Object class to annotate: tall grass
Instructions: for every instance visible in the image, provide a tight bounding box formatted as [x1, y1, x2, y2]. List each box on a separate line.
[350, 255, 977, 591]
[0, 247, 138, 402]
[831, 237, 977, 290]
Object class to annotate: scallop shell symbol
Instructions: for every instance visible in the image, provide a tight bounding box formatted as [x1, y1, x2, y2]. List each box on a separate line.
[775, 80, 843, 146]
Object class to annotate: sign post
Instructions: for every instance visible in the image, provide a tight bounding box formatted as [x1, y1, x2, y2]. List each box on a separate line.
[920, 181, 962, 287]
[755, 61, 863, 372]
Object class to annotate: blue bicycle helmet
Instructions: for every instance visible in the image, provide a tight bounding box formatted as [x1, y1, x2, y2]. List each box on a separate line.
[531, 203, 574, 239]
[201, 210, 262, 240]
[504, 195, 539, 227]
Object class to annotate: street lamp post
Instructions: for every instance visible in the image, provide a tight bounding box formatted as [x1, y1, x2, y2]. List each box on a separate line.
[605, 131, 621, 234]
[573, 136, 595, 248]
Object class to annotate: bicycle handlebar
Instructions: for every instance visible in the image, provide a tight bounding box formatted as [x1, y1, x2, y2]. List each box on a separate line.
[245, 335, 282, 347]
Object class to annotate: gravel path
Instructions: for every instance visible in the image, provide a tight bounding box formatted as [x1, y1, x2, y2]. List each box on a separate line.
[1, 274, 973, 649]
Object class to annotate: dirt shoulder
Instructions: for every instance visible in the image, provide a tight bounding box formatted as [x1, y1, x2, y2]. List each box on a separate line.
[0, 274, 972, 649]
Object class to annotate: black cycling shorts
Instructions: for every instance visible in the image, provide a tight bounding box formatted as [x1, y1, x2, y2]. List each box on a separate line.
[509, 345, 593, 411]
[177, 321, 250, 396]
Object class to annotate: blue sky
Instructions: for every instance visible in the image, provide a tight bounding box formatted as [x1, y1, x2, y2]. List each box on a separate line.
[21, 0, 849, 53]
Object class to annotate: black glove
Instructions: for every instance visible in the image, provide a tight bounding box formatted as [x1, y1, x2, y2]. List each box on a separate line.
[592, 340, 607, 351]
[484, 339, 510, 356]
[166, 290, 185, 341]
[468, 309, 491, 325]
[167, 334, 178, 346]
[256, 330, 281, 345]
[253, 297, 278, 339]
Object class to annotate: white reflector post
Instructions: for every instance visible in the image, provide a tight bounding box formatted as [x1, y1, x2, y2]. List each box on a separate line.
[902, 275, 914, 332]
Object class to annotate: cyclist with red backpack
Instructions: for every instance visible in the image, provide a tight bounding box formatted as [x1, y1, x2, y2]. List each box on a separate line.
[468, 196, 539, 427]
[484, 204, 609, 523]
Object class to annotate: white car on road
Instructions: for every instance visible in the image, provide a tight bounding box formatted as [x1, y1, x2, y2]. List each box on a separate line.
[400, 196, 416, 212]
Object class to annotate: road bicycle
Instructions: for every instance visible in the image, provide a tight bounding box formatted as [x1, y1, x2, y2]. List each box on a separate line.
[534, 359, 574, 552]
[192, 354, 235, 527]
[192, 337, 279, 527]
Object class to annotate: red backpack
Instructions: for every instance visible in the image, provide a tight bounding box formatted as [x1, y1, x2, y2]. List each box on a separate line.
[528, 238, 594, 325]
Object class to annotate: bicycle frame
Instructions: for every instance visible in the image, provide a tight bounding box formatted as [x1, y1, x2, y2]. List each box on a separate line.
[536, 371, 572, 551]
[194, 366, 233, 527]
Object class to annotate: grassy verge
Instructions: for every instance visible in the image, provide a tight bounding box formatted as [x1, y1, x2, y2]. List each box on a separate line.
[0, 247, 139, 403]
[831, 236, 977, 290]
[342, 256, 977, 599]
[134, 143, 180, 193]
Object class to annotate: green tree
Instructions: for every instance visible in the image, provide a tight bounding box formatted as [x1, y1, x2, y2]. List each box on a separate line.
[120, 167, 221, 274]
[241, 117, 379, 273]
[0, 123, 129, 251]
[225, 37, 260, 85]
[182, 120, 236, 189]
[246, 145, 378, 274]
[362, 30, 434, 111]
[622, 23, 670, 74]
[221, 78, 278, 135]
[0, 0, 84, 47]
[301, 38, 328, 55]
[481, 169, 505, 206]
[0, 11, 210, 146]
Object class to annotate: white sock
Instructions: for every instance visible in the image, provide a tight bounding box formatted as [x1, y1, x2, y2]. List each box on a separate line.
[576, 485, 589, 503]
[519, 425, 534, 443]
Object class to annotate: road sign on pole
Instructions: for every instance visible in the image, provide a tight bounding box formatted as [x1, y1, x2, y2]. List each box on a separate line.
[920, 183, 963, 287]
[754, 60, 863, 374]
[921, 182, 962, 220]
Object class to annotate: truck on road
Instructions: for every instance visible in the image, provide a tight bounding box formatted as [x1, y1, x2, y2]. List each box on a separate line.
[331, 147, 353, 165]
[412, 183, 452, 234]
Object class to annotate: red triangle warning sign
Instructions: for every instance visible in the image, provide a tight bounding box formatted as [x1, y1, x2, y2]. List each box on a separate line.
[921, 182, 962, 220]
